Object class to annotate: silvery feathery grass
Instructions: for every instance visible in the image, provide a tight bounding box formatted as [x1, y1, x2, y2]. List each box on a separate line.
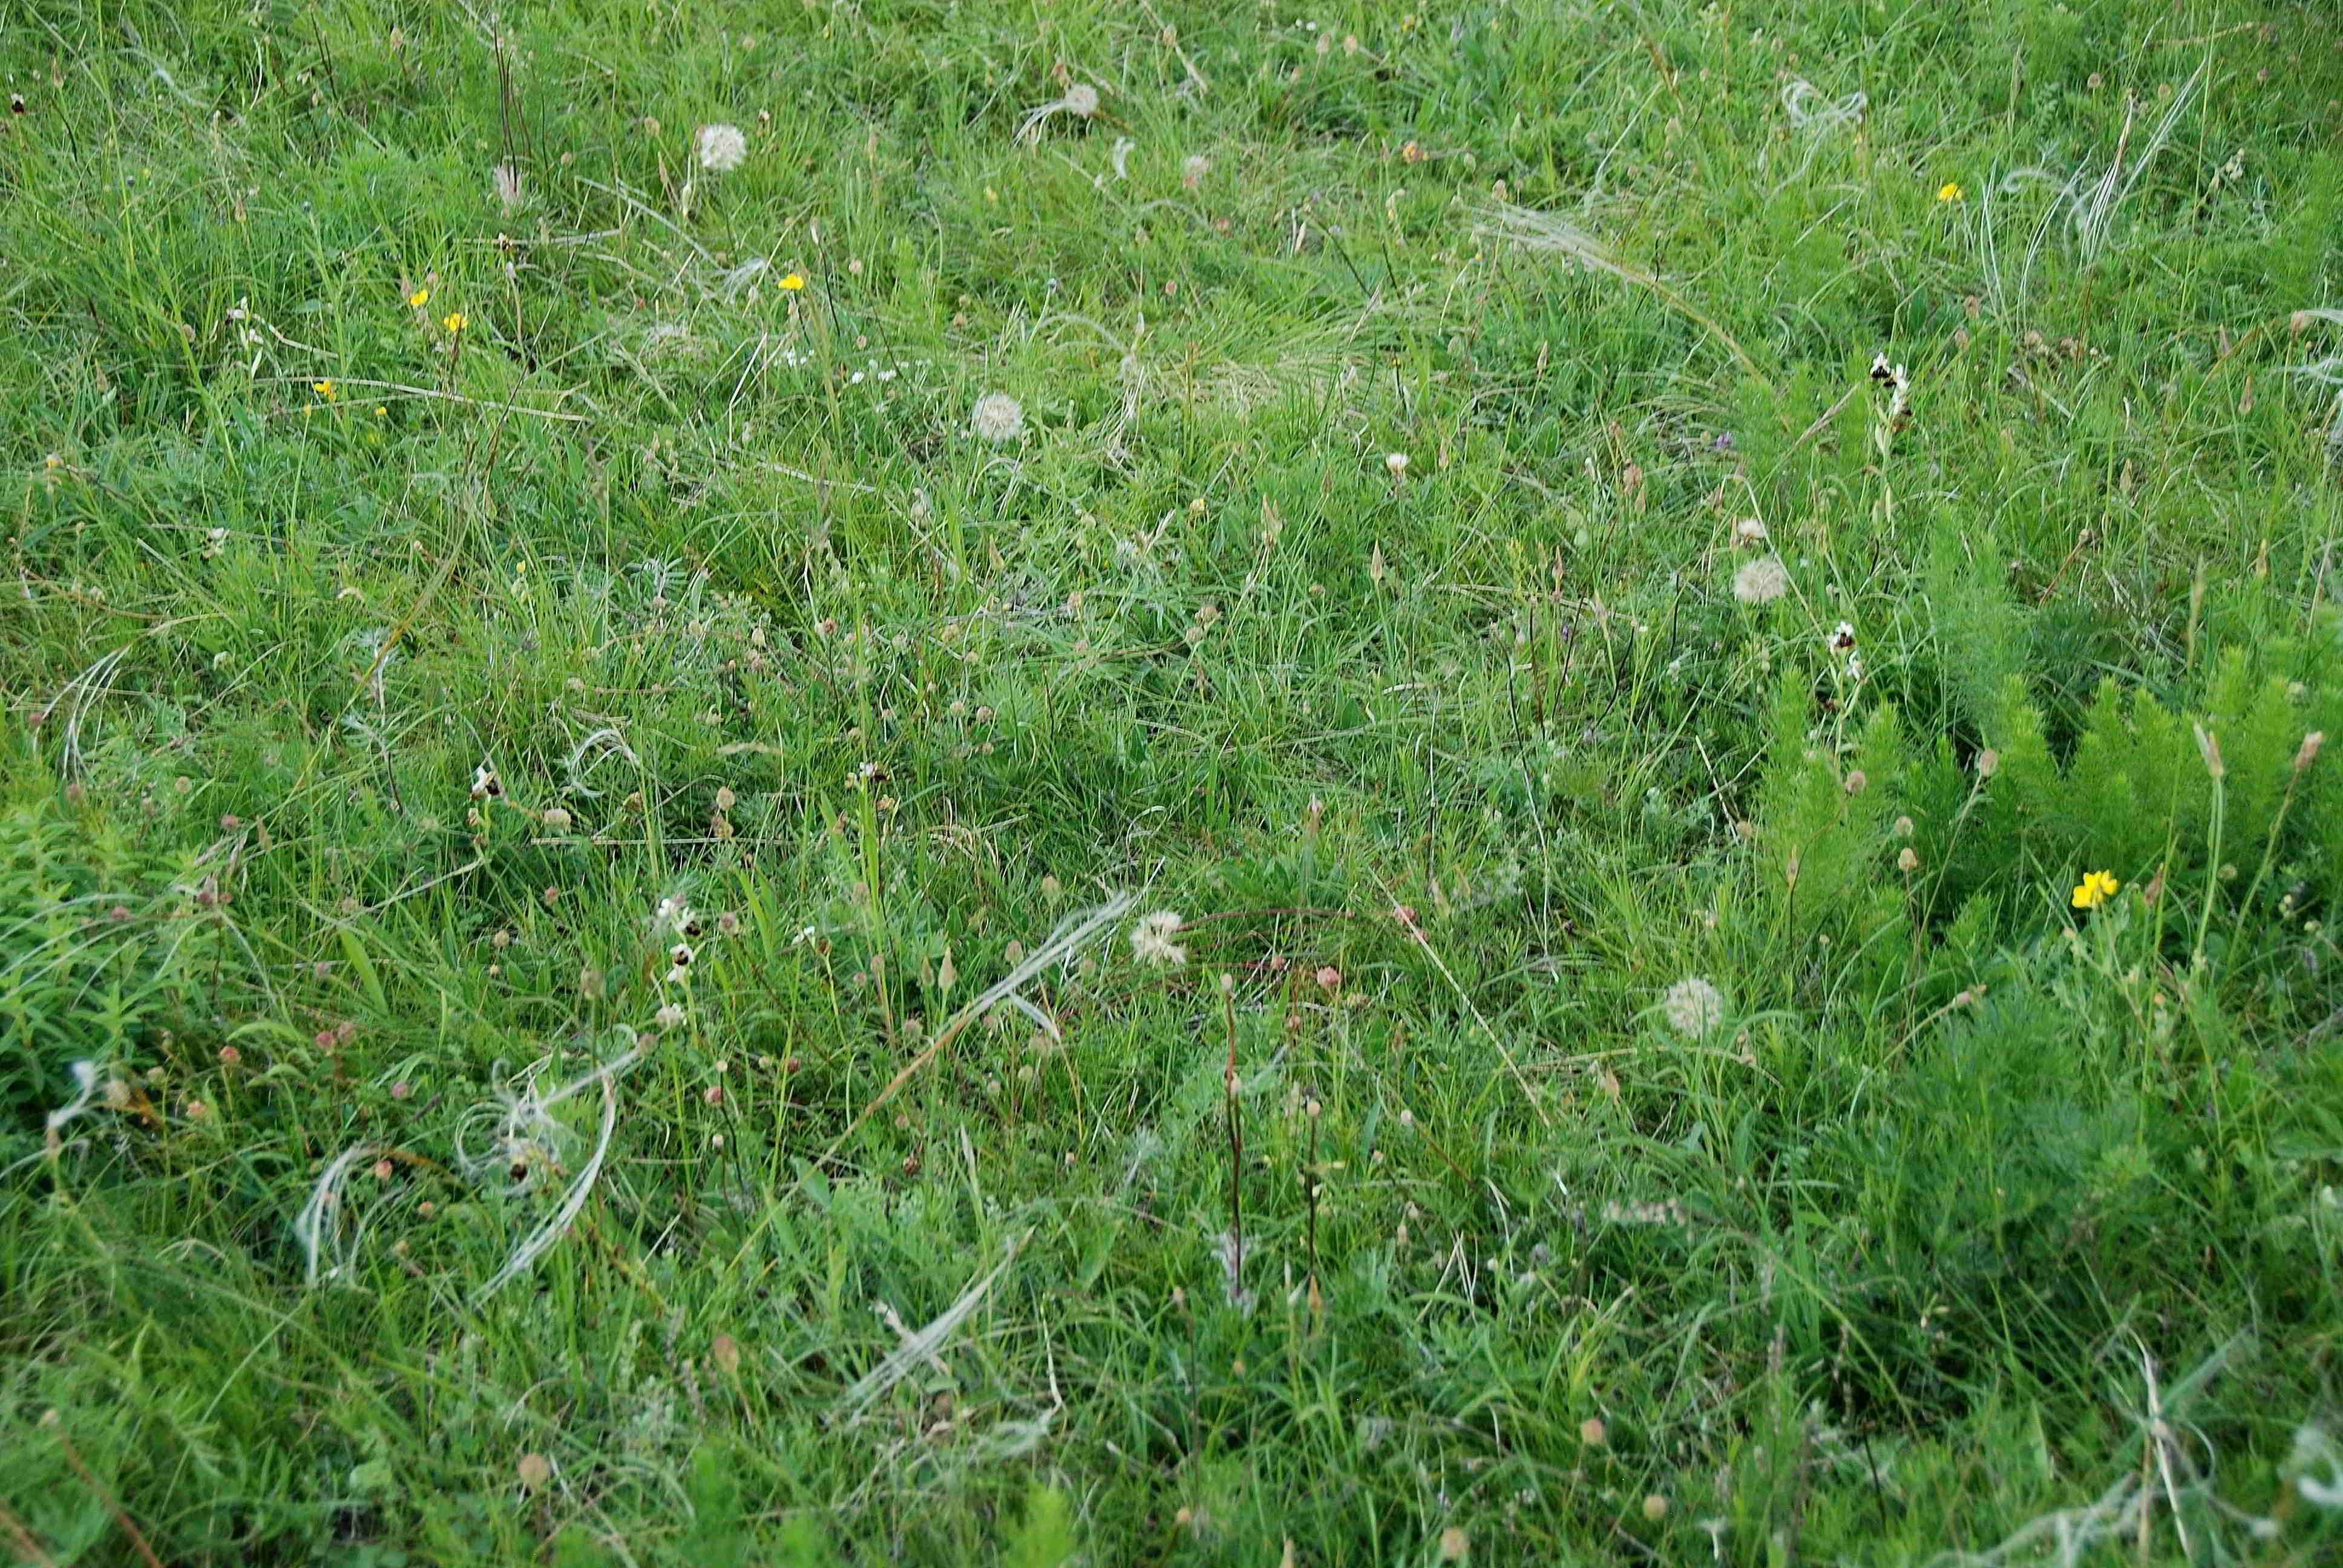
[1015, 80, 1101, 145]
[294, 1039, 644, 1292]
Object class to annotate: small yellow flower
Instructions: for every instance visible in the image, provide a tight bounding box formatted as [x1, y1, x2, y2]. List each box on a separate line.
[442, 311, 468, 333]
[779, 273, 806, 290]
[2071, 870, 2120, 910]
[313, 379, 336, 400]
[408, 287, 430, 307]
[375, 405, 388, 416]
[1936, 181, 1964, 202]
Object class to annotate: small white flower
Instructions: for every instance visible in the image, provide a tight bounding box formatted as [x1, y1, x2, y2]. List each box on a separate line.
[695, 123, 748, 172]
[470, 762, 502, 799]
[1063, 83, 1100, 117]
[1734, 518, 1769, 543]
[1129, 910, 1187, 967]
[971, 391, 1026, 443]
[1659, 976, 1726, 1039]
[654, 1002, 687, 1029]
[1732, 556, 1790, 605]
[654, 895, 698, 937]
[1384, 452, 1410, 478]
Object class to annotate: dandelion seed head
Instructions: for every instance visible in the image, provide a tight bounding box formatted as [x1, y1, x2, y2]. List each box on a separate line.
[1063, 83, 1100, 117]
[971, 391, 1026, 443]
[1660, 976, 1726, 1038]
[1732, 556, 1790, 604]
[1130, 910, 1188, 966]
[696, 122, 748, 172]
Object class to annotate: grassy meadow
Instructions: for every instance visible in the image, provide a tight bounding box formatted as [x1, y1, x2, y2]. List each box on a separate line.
[6, 0, 2343, 1561]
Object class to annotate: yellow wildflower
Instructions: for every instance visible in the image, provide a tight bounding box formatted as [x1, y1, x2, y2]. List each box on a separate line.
[442, 311, 468, 333]
[408, 287, 430, 307]
[2071, 870, 2120, 910]
[313, 379, 336, 400]
[780, 273, 806, 290]
[1936, 181, 1964, 202]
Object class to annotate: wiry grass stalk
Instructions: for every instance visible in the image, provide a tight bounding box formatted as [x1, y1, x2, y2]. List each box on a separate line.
[1222, 973, 1245, 1309]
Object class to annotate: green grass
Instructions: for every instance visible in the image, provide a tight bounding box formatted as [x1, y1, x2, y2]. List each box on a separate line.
[4, 0, 2343, 1561]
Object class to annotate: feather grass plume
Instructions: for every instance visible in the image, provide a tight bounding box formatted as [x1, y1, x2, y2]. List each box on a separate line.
[1472, 200, 1772, 393]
